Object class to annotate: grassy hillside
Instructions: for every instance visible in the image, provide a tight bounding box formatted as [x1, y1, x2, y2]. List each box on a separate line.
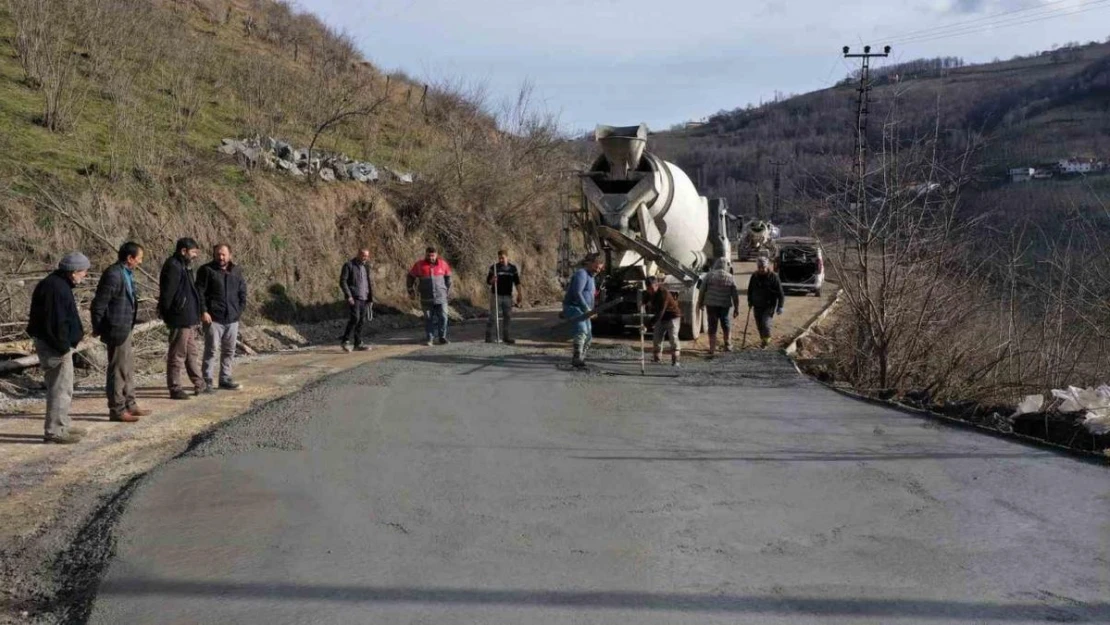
[0, 0, 569, 330]
[653, 41, 1110, 223]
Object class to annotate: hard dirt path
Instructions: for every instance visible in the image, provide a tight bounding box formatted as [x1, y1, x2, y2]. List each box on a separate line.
[86, 336, 1109, 623]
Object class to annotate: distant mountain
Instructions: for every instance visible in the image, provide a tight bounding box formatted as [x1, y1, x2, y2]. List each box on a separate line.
[651, 41, 1110, 225]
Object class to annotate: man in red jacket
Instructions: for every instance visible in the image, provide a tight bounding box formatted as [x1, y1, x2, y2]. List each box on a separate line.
[406, 247, 453, 346]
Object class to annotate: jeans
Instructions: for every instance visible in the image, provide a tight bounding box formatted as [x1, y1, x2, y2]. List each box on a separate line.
[106, 333, 137, 417]
[706, 305, 732, 336]
[204, 321, 239, 383]
[485, 295, 513, 340]
[423, 302, 449, 340]
[753, 306, 775, 339]
[342, 299, 372, 346]
[564, 303, 592, 359]
[34, 339, 73, 437]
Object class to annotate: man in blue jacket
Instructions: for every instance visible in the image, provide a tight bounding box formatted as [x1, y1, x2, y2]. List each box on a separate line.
[562, 254, 604, 369]
[27, 252, 90, 444]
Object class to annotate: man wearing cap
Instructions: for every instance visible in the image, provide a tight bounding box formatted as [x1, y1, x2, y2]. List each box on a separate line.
[27, 252, 91, 444]
[645, 276, 683, 367]
[158, 237, 205, 399]
[91, 242, 149, 423]
[703, 257, 740, 357]
[747, 256, 785, 349]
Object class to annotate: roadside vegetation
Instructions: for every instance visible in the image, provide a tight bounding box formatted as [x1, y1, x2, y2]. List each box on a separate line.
[0, 0, 572, 342]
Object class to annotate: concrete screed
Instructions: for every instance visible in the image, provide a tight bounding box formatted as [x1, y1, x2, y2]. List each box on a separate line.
[88, 343, 1109, 624]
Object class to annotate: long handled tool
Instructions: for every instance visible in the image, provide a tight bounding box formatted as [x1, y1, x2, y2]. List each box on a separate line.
[639, 287, 646, 376]
[741, 305, 752, 349]
[492, 264, 501, 344]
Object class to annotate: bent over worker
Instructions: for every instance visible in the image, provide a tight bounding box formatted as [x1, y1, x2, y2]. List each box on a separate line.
[645, 276, 682, 367]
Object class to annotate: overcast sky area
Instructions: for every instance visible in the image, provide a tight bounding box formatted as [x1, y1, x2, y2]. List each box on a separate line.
[304, 0, 1110, 134]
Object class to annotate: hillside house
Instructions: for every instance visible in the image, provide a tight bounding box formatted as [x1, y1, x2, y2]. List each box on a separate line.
[1057, 158, 1096, 174]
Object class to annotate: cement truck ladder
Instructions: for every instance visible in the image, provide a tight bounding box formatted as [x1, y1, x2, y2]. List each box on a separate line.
[596, 225, 700, 285]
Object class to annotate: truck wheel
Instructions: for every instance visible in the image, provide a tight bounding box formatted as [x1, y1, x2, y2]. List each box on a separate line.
[679, 303, 703, 341]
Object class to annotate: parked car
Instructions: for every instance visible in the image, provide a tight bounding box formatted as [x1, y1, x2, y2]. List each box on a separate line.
[773, 236, 825, 296]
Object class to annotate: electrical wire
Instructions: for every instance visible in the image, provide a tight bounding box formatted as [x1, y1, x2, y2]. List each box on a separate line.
[886, 1, 1110, 46]
[882, 0, 1079, 41]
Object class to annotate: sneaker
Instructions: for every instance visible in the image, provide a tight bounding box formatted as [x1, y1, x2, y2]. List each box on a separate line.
[170, 389, 192, 401]
[354, 345, 371, 352]
[109, 411, 139, 423]
[437, 337, 449, 345]
[219, 379, 242, 391]
[44, 432, 82, 444]
[341, 342, 352, 353]
[425, 339, 435, 346]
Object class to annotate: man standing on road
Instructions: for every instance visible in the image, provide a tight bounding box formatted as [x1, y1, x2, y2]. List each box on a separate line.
[158, 237, 205, 400]
[407, 247, 452, 346]
[196, 244, 247, 392]
[563, 254, 604, 369]
[645, 276, 683, 367]
[339, 248, 374, 352]
[747, 256, 785, 349]
[27, 252, 90, 444]
[485, 249, 522, 344]
[90, 242, 149, 423]
[703, 257, 740, 358]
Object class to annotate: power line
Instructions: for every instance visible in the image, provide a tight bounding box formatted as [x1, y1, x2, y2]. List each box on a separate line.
[881, 0, 1078, 41]
[886, 1, 1110, 45]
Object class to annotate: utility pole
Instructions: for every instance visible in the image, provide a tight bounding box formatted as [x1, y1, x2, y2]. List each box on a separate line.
[769, 159, 784, 222]
[842, 45, 890, 204]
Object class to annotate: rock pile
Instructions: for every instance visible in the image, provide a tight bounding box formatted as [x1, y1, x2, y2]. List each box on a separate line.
[217, 137, 414, 184]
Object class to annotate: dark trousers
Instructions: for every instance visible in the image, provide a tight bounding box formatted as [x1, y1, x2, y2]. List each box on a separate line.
[342, 299, 372, 345]
[753, 306, 775, 339]
[106, 333, 137, 417]
[167, 325, 204, 392]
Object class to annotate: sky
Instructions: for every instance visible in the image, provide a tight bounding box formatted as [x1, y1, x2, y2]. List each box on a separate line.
[304, 0, 1110, 134]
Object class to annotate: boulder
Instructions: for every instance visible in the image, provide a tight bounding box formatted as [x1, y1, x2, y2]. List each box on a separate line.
[235, 146, 261, 168]
[275, 141, 293, 160]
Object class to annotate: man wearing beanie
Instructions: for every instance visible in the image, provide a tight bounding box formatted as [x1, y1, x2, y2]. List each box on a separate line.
[158, 237, 205, 400]
[27, 252, 91, 444]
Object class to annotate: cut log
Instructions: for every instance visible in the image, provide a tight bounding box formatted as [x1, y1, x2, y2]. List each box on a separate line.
[0, 320, 164, 375]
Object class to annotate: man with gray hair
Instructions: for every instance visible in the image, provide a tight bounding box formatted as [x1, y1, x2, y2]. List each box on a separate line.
[27, 252, 91, 444]
[196, 243, 247, 391]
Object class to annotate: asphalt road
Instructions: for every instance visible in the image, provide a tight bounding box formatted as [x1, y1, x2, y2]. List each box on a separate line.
[88, 344, 1109, 624]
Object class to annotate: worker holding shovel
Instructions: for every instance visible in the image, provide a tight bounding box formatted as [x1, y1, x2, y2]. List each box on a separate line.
[485, 250, 522, 344]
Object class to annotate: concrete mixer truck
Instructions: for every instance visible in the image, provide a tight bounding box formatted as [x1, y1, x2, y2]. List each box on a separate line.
[574, 124, 730, 340]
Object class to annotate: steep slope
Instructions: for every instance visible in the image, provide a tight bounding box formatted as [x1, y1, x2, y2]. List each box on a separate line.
[0, 0, 568, 331]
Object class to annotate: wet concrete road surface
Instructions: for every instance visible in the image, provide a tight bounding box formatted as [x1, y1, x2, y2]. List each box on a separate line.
[88, 345, 1110, 624]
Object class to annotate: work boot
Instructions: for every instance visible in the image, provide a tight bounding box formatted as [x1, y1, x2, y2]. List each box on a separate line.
[341, 341, 352, 353]
[44, 432, 82, 444]
[127, 406, 152, 417]
[201, 380, 217, 395]
[170, 389, 192, 400]
[437, 337, 449, 345]
[110, 411, 139, 423]
[219, 379, 243, 391]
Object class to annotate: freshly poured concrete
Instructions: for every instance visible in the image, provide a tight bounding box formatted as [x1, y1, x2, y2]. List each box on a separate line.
[89, 346, 1110, 624]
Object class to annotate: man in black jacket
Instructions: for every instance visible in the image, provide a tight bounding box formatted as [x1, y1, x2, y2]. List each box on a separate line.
[339, 248, 373, 352]
[747, 256, 786, 349]
[158, 237, 205, 399]
[27, 252, 90, 444]
[91, 242, 149, 422]
[196, 244, 247, 391]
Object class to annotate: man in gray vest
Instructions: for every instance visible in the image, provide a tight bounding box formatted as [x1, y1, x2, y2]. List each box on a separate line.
[339, 248, 374, 352]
